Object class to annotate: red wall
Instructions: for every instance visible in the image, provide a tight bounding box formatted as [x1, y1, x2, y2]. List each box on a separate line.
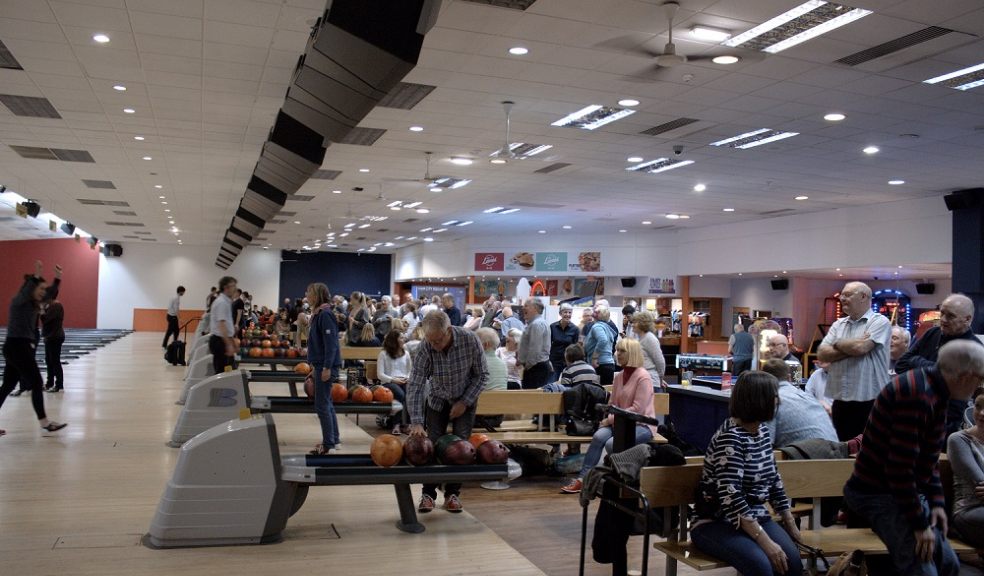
[0, 238, 100, 328]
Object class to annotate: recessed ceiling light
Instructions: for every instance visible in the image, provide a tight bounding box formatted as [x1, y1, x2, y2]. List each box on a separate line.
[490, 158, 507, 165]
[339, 232, 349, 237]
[690, 26, 732, 42]
[409, 126, 424, 132]
[795, 195, 809, 200]
[449, 157, 473, 166]
[158, 195, 165, 199]
[723, 207, 735, 212]
[390, 206, 401, 211]
[618, 99, 640, 107]
[332, 189, 341, 194]
[627, 156, 644, 163]
[134, 136, 145, 141]
[142, 156, 152, 160]
[420, 227, 432, 232]
[456, 221, 473, 227]
[738, 273, 743, 276]
[618, 229, 627, 233]
[155, 185, 163, 189]
[824, 112, 846, 121]
[293, 220, 301, 225]
[711, 55, 740, 65]
[508, 46, 529, 55]
[723, 1, 872, 54]
[430, 187, 443, 192]
[123, 108, 135, 114]
[416, 208, 430, 214]
[441, 220, 459, 226]
[160, 201, 167, 205]
[642, 220, 652, 225]
[384, 242, 395, 247]
[537, 230, 546, 234]
[358, 223, 371, 229]
[407, 236, 416, 240]
[164, 209, 170, 212]
[423, 237, 434, 242]
[93, 33, 111, 43]
[484, 206, 505, 214]
[693, 183, 706, 192]
[679, 215, 690, 219]
[897, 265, 903, 269]
[863, 146, 879, 154]
[835, 268, 841, 271]
[562, 225, 572, 229]
[551, 105, 635, 130]
[433, 228, 447, 233]
[666, 214, 680, 220]
[923, 62, 984, 91]
[359, 168, 370, 173]
[782, 270, 787, 274]
[887, 179, 905, 185]
[113, 84, 126, 91]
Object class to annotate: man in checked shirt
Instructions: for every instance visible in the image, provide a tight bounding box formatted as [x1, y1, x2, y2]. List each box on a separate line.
[407, 310, 488, 514]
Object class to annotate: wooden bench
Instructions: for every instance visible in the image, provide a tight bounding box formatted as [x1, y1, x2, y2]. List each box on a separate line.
[340, 346, 382, 361]
[640, 459, 977, 576]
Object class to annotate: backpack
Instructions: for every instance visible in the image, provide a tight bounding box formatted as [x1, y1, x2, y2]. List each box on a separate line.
[562, 381, 609, 436]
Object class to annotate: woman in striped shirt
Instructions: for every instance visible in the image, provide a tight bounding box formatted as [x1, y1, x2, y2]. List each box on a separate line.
[691, 371, 802, 576]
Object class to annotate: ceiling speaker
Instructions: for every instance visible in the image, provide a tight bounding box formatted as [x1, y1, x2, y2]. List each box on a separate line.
[944, 188, 984, 211]
[915, 282, 935, 295]
[771, 279, 789, 290]
[620, 277, 636, 288]
[22, 201, 41, 218]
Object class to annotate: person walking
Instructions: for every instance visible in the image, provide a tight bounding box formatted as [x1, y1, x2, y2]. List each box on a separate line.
[208, 277, 238, 375]
[42, 297, 65, 392]
[163, 286, 185, 348]
[306, 283, 342, 456]
[0, 260, 68, 436]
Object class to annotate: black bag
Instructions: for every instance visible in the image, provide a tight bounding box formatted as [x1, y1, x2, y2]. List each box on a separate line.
[657, 422, 702, 456]
[562, 381, 608, 436]
[165, 340, 186, 366]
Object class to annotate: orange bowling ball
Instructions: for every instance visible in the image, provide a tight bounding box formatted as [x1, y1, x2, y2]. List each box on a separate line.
[370, 434, 404, 467]
[249, 347, 262, 358]
[468, 433, 490, 450]
[372, 386, 394, 403]
[350, 385, 372, 404]
[294, 362, 312, 375]
[304, 374, 315, 398]
[330, 382, 348, 402]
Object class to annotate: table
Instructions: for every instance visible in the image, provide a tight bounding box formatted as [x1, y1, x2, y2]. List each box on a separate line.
[666, 384, 731, 452]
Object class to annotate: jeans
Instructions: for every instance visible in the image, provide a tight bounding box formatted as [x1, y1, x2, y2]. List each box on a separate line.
[163, 314, 180, 347]
[691, 518, 803, 576]
[843, 486, 959, 576]
[521, 361, 550, 389]
[0, 338, 47, 420]
[208, 335, 234, 375]
[423, 400, 476, 498]
[44, 336, 64, 389]
[312, 363, 339, 448]
[381, 382, 407, 425]
[578, 425, 653, 477]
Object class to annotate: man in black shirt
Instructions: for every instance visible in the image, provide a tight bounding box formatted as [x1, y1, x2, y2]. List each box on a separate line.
[549, 303, 580, 380]
[231, 289, 245, 329]
[42, 298, 65, 392]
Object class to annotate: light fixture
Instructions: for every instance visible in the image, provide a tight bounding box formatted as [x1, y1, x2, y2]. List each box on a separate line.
[441, 220, 459, 226]
[358, 223, 371, 229]
[456, 221, 473, 227]
[154, 185, 162, 189]
[420, 227, 432, 232]
[666, 214, 681, 220]
[723, 207, 735, 212]
[863, 146, 879, 154]
[384, 242, 395, 247]
[626, 156, 644, 163]
[508, 46, 529, 55]
[888, 179, 905, 185]
[387, 200, 403, 208]
[618, 98, 640, 107]
[690, 26, 732, 42]
[423, 237, 434, 242]
[626, 158, 695, 174]
[161, 201, 167, 205]
[359, 168, 370, 173]
[158, 195, 165, 199]
[404, 202, 422, 208]
[642, 220, 652, 225]
[339, 232, 349, 237]
[923, 62, 984, 91]
[134, 136, 145, 141]
[824, 112, 846, 121]
[618, 229, 627, 233]
[551, 104, 635, 130]
[332, 189, 341, 194]
[835, 268, 841, 271]
[693, 183, 706, 192]
[123, 108, 135, 114]
[490, 158, 507, 165]
[407, 236, 417, 240]
[712, 55, 740, 65]
[499, 208, 521, 214]
[416, 208, 430, 214]
[795, 195, 809, 200]
[679, 215, 690, 219]
[562, 225, 572, 229]
[484, 206, 505, 213]
[164, 209, 170, 212]
[409, 126, 424, 132]
[93, 33, 110, 43]
[113, 84, 126, 91]
[723, 1, 872, 54]
[537, 230, 546, 234]
[897, 265, 903, 269]
[142, 156, 152, 160]
[710, 128, 799, 149]
[293, 220, 301, 224]
[433, 228, 447, 233]
[449, 157, 473, 166]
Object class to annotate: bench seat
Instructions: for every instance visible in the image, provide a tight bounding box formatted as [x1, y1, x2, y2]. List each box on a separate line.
[487, 431, 668, 444]
[652, 541, 730, 571]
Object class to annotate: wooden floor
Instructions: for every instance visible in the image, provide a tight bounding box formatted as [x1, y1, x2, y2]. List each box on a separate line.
[3, 333, 980, 576]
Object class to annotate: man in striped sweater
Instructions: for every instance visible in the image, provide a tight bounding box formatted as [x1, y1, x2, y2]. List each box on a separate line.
[844, 340, 984, 576]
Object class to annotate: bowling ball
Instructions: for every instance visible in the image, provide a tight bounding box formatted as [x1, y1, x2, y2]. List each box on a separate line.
[294, 362, 312, 375]
[261, 348, 275, 358]
[372, 386, 393, 403]
[286, 348, 298, 359]
[441, 439, 476, 465]
[370, 434, 404, 467]
[404, 435, 434, 466]
[274, 347, 284, 358]
[261, 339, 272, 348]
[435, 434, 461, 460]
[468, 433, 490, 450]
[233, 337, 241, 349]
[330, 382, 348, 402]
[350, 385, 373, 404]
[477, 439, 509, 464]
[249, 347, 262, 358]
[304, 374, 315, 398]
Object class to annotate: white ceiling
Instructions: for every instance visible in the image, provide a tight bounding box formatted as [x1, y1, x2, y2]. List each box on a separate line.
[0, 0, 982, 260]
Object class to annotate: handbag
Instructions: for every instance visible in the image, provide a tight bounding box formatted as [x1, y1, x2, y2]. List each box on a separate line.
[796, 543, 866, 576]
[565, 415, 597, 437]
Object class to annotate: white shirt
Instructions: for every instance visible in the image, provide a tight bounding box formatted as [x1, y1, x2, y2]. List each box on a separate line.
[209, 293, 234, 338]
[377, 350, 413, 383]
[821, 309, 891, 402]
[805, 368, 833, 406]
[167, 295, 181, 316]
[402, 312, 418, 337]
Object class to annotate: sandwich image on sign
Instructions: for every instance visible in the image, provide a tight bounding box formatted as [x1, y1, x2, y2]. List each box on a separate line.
[511, 252, 535, 269]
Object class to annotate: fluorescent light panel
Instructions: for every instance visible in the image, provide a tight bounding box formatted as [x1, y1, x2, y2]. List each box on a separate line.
[723, 1, 871, 54]
[499, 208, 521, 214]
[923, 62, 984, 91]
[709, 128, 799, 149]
[551, 105, 636, 130]
[626, 158, 695, 174]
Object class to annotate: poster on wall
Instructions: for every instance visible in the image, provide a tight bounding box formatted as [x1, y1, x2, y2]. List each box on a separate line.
[474, 252, 504, 272]
[545, 280, 559, 296]
[475, 279, 507, 299]
[648, 277, 677, 294]
[573, 277, 605, 296]
[478, 250, 603, 274]
[570, 251, 602, 273]
[536, 252, 567, 272]
[504, 251, 535, 272]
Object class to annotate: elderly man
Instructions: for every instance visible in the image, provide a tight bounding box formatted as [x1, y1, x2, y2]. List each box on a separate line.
[729, 322, 755, 376]
[549, 303, 580, 381]
[844, 340, 984, 576]
[407, 311, 488, 513]
[518, 299, 551, 389]
[890, 325, 911, 373]
[441, 293, 463, 327]
[372, 295, 399, 340]
[765, 333, 803, 383]
[761, 359, 838, 447]
[896, 293, 983, 440]
[817, 282, 892, 440]
[493, 303, 525, 341]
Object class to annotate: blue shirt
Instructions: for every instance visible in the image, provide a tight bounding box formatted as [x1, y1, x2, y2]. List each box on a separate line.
[767, 380, 838, 447]
[731, 331, 754, 360]
[584, 321, 615, 366]
[307, 307, 341, 373]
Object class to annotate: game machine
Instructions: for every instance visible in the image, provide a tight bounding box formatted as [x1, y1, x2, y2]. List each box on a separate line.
[871, 289, 912, 333]
[915, 310, 941, 341]
[803, 295, 845, 376]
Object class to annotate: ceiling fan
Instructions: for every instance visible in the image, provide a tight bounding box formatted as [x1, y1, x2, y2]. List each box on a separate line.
[383, 151, 447, 186]
[489, 101, 516, 164]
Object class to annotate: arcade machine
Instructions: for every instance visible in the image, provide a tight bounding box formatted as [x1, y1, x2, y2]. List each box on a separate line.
[871, 289, 912, 332]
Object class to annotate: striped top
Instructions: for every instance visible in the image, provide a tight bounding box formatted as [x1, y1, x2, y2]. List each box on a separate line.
[695, 419, 790, 528]
[846, 367, 948, 530]
[560, 360, 598, 387]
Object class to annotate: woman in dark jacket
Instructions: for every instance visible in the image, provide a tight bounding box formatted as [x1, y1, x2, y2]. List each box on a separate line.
[0, 260, 68, 435]
[42, 297, 65, 392]
[306, 283, 342, 455]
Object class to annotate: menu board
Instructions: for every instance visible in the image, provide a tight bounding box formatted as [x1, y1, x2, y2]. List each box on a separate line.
[475, 250, 604, 274]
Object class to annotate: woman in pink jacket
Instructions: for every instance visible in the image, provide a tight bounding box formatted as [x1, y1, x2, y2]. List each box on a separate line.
[562, 338, 657, 493]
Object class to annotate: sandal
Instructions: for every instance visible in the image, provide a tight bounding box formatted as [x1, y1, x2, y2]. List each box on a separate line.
[308, 444, 332, 456]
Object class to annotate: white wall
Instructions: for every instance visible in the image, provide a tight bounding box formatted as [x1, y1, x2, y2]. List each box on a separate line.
[97, 244, 281, 329]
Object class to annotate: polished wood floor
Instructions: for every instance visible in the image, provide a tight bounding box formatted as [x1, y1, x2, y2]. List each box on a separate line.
[3, 333, 979, 576]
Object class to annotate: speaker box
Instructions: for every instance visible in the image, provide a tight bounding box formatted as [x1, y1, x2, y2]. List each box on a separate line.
[60, 222, 75, 235]
[620, 277, 636, 288]
[945, 188, 984, 211]
[771, 279, 789, 290]
[22, 201, 41, 218]
[915, 282, 936, 295]
[102, 243, 122, 257]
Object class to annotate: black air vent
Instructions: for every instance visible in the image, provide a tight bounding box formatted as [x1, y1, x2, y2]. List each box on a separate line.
[534, 162, 571, 174]
[0, 39, 24, 70]
[459, 0, 538, 9]
[0, 94, 60, 118]
[140, 238, 157, 241]
[105, 221, 145, 227]
[339, 127, 386, 146]
[112, 210, 137, 216]
[270, 219, 287, 224]
[311, 169, 342, 180]
[759, 208, 795, 216]
[835, 27, 953, 66]
[640, 118, 699, 136]
[122, 235, 140, 239]
[378, 82, 436, 110]
[52, 148, 95, 162]
[10, 145, 94, 162]
[133, 231, 152, 235]
[78, 199, 130, 207]
[403, 218, 419, 223]
[83, 179, 116, 189]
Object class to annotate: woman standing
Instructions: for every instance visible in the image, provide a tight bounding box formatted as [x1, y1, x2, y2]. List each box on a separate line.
[377, 330, 413, 434]
[401, 302, 419, 338]
[42, 297, 65, 392]
[347, 291, 372, 346]
[305, 283, 341, 455]
[496, 328, 523, 389]
[690, 371, 802, 576]
[632, 311, 666, 389]
[584, 306, 617, 385]
[947, 391, 984, 551]
[0, 260, 68, 435]
[561, 339, 656, 493]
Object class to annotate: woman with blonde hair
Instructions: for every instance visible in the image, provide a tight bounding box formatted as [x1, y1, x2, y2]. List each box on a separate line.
[497, 328, 523, 389]
[347, 291, 372, 346]
[632, 310, 667, 389]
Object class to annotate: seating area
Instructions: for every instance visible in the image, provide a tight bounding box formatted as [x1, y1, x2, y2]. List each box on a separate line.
[0, 328, 130, 372]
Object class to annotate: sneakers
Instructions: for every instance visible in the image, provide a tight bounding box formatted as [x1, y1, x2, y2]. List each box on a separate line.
[560, 478, 583, 494]
[444, 494, 463, 513]
[45, 387, 63, 393]
[9, 389, 25, 397]
[418, 494, 435, 513]
[42, 422, 68, 432]
[391, 425, 403, 436]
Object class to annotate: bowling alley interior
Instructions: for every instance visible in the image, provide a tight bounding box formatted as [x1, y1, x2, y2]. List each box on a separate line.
[2, 0, 984, 575]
